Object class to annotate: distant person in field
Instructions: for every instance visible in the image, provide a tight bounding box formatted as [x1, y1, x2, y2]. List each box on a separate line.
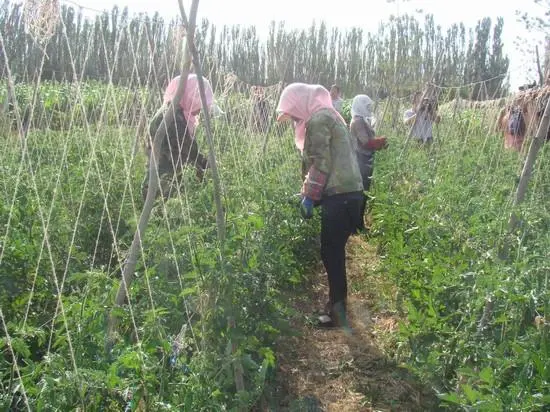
[349, 94, 388, 230]
[276, 82, 364, 330]
[499, 105, 527, 151]
[142, 73, 214, 200]
[403, 91, 440, 144]
[330, 84, 344, 115]
[250, 86, 270, 133]
[498, 85, 550, 152]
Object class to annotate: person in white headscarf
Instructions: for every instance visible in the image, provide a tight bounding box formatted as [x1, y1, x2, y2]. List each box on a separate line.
[349, 94, 388, 230]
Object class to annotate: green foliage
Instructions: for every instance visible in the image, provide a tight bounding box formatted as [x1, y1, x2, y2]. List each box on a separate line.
[369, 120, 550, 409]
[0, 81, 156, 130]
[0, 106, 320, 410]
[341, 99, 352, 125]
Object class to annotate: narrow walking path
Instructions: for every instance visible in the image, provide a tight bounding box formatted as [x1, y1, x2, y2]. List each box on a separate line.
[267, 235, 439, 411]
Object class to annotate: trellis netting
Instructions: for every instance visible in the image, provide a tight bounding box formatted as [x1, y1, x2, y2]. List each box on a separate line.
[1, 0, 550, 410]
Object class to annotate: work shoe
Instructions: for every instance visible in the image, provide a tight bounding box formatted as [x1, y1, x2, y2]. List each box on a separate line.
[316, 301, 351, 333]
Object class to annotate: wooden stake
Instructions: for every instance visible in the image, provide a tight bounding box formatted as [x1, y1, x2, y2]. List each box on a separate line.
[501, 94, 550, 259]
[178, 0, 225, 243]
[105, 0, 199, 355]
[178, 0, 246, 399]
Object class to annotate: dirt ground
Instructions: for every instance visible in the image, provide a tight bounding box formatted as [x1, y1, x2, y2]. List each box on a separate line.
[265, 235, 440, 412]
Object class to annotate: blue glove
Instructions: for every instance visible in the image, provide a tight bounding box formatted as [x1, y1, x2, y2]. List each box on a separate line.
[300, 197, 315, 219]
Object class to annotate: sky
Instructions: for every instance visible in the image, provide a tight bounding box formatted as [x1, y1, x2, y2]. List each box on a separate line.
[65, 0, 548, 90]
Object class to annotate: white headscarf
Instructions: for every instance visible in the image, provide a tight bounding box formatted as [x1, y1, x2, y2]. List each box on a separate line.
[351, 94, 374, 125]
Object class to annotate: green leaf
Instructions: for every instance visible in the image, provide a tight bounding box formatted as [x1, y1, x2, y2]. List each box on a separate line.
[180, 286, 197, 297]
[462, 384, 481, 404]
[118, 350, 142, 371]
[10, 337, 31, 359]
[183, 271, 198, 280]
[259, 347, 276, 367]
[479, 367, 494, 385]
[438, 392, 461, 405]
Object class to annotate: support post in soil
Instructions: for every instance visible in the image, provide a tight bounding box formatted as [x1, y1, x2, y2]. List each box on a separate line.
[501, 95, 550, 259]
[105, 0, 199, 354]
[261, 81, 284, 156]
[261, 41, 296, 157]
[178, 0, 245, 398]
[178, 0, 225, 243]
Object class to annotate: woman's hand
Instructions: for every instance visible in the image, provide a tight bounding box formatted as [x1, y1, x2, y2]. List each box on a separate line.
[365, 136, 388, 150]
[300, 197, 315, 219]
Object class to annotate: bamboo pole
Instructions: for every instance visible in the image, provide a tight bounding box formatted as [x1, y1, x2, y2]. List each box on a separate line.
[261, 41, 300, 160]
[177, 0, 246, 397]
[261, 81, 284, 156]
[105, 0, 199, 354]
[0, 33, 27, 146]
[507, 96, 550, 233]
[178, 0, 225, 243]
[500, 95, 550, 260]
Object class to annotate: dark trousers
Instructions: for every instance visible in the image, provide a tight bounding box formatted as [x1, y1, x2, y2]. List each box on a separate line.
[356, 151, 374, 228]
[320, 192, 363, 309]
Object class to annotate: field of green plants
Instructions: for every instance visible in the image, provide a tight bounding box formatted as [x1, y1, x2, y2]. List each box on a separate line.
[1, 77, 549, 411]
[0, 85, 318, 410]
[372, 112, 550, 410]
[0, 81, 156, 131]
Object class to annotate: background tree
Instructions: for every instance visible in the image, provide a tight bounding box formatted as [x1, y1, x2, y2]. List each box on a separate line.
[516, 0, 550, 86]
[0, 0, 510, 98]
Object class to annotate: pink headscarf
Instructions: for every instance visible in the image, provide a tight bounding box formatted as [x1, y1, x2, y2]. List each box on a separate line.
[276, 83, 346, 151]
[163, 73, 214, 137]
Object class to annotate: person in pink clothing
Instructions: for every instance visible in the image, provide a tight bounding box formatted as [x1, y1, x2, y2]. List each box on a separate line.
[277, 83, 364, 329]
[162, 73, 214, 136]
[142, 73, 214, 200]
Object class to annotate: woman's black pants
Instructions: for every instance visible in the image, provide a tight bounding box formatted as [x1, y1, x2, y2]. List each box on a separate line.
[320, 192, 363, 310]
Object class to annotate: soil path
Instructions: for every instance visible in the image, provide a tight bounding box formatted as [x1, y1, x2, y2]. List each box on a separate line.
[267, 235, 440, 412]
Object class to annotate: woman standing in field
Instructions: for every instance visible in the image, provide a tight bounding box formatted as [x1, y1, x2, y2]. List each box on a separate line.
[276, 83, 364, 329]
[142, 73, 215, 200]
[329, 84, 344, 115]
[349, 94, 388, 230]
[403, 91, 440, 144]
